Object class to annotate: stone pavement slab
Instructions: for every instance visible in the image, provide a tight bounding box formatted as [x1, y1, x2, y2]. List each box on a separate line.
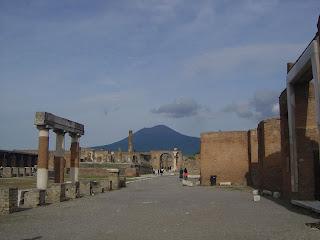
[0, 176, 319, 240]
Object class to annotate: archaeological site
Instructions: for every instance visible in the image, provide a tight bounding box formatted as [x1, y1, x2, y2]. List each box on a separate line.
[0, 3, 320, 239]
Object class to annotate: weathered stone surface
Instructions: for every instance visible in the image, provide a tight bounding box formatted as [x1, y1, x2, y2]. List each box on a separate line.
[18, 167, 26, 177]
[34, 112, 84, 135]
[46, 184, 66, 203]
[99, 179, 109, 192]
[0, 188, 18, 215]
[25, 167, 32, 176]
[23, 189, 45, 208]
[107, 169, 120, 190]
[2, 167, 12, 178]
[65, 182, 77, 199]
[79, 180, 91, 196]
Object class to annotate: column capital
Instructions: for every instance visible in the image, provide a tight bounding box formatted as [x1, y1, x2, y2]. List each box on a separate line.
[37, 125, 50, 131]
[53, 129, 66, 135]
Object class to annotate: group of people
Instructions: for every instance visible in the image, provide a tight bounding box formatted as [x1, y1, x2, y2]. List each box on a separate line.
[153, 168, 165, 176]
[179, 167, 188, 180]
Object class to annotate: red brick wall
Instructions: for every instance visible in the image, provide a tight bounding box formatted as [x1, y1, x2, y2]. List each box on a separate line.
[200, 131, 249, 186]
[258, 118, 282, 192]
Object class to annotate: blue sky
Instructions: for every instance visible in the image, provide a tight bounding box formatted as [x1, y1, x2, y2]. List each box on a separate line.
[0, 0, 319, 149]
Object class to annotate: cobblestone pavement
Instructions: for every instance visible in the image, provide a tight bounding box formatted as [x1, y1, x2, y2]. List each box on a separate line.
[0, 176, 320, 240]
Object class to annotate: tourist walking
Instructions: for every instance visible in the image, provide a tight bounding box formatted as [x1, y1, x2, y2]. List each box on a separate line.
[183, 168, 188, 180]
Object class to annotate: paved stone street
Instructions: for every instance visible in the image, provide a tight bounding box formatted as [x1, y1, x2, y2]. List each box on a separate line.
[0, 176, 320, 240]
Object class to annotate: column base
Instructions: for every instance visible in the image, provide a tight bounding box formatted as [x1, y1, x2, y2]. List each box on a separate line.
[37, 168, 48, 190]
[70, 167, 79, 183]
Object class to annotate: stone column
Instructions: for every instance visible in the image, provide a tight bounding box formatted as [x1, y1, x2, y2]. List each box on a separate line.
[172, 148, 178, 171]
[70, 134, 80, 183]
[128, 130, 133, 163]
[128, 130, 133, 153]
[37, 127, 49, 190]
[54, 130, 65, 183]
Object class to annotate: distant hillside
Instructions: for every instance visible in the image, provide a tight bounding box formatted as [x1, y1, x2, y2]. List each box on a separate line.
[93, 125, 200, 155]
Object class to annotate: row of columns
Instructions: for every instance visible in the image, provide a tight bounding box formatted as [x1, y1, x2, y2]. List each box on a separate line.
[37, 127, 80, 190]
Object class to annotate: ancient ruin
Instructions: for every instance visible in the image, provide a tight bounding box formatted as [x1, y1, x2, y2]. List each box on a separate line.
[200, 131, 251, 186]
[34, 112, 84, 189]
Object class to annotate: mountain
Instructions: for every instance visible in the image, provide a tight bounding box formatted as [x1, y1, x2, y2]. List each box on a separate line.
[93, 125, 200, 155]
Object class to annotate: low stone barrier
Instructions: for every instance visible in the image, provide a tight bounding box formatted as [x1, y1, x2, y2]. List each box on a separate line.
[107, 169, 120, 190]
[23, 189, 45, 208]
[79, 180, 91, 196]
[25, 167, 32, 176]
[46, 184, 66, 203]
[0, 188, 18, 215]
[12, 167, 18, 177]
[99, 179, 109, 192]
[65, 182, 77, 199]
[18, 167, 26, 177]
[2, 167, 13, 178]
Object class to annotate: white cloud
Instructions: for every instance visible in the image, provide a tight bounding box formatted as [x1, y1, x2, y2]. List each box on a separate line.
[222, 90, 280, 121]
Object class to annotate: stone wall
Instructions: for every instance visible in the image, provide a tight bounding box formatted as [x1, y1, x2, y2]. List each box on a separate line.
[180, 155, 200, 175]
[281, 82, 320, 200]
[0, 188, 18, 215]
[247, 129, 259, 187]
[258, 118, 282, 192]
[279, 89, 292, 199]
[200, 131, 249, 186]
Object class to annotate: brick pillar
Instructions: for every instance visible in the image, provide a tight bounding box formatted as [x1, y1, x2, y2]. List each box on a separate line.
[70, 134, 80, 183]
[54, 130, 65, 183]
[37, 127, 49, 190]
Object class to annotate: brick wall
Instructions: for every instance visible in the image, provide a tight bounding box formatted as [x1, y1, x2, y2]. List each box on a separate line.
[200, 131, 250, 186]
[258, 118, 282, 192]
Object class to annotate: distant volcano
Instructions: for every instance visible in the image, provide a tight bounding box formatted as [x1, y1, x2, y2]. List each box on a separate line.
[93, 125, 200, 155]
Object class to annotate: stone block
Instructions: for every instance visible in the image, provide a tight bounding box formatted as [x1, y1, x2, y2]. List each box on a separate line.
[0, 188, 18, 215]
[79, 180, 91, 196]
[273, 192, 281, 199]
[219, 182, 232, 186]
[12, 167, 18, 177]
[99, 179, 109, 193]
[0, 168, 3, 178]
[18, 167, 26, 177]
[253, 195, 261, 202]
[25, 167, 32, 176]
[107, 169, 120, 190]
[65, 182, 77, 199]
[2, 167, 13, 178]
[23, 189, 45, 208]
[262, 190, 272, 196]
[252, 190, 259, 195]
[46, 184, 66, 203]
[119, 176, 126, 188]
